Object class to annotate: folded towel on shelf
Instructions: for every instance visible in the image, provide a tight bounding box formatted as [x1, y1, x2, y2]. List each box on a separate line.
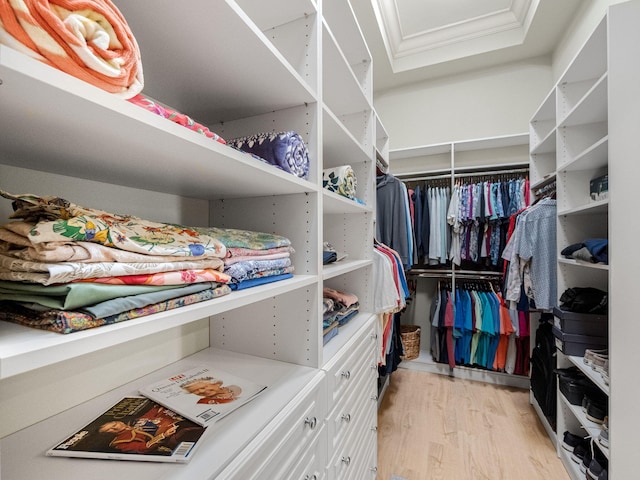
[227, 131, 310, 179]
[128, 94, 226, 144]
[0, 0, 143, 97]
[322, 165, 357, 199]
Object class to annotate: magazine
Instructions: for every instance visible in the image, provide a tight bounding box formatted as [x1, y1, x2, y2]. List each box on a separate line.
[139, 365, 267, 427]
[47, 397, 206, 463]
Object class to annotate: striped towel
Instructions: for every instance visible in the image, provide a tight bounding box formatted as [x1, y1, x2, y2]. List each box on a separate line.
[0, 0, 143, 98]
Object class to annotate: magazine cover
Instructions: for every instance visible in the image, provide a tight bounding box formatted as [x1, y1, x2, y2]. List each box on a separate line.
[47, 397, 206, 463]
[139, 365, 267, 427]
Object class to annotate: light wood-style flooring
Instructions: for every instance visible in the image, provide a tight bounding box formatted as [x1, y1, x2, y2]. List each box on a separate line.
[377, 368, 570, 480]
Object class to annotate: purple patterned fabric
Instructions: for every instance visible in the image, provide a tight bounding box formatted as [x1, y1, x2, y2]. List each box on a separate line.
[228, 131, 310, 179]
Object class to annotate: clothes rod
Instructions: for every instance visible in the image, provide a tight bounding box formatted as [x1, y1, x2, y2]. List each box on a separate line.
[397, 166, 529, 183]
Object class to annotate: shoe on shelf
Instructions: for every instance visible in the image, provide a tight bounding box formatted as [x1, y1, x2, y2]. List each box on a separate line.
[598, 469, 608, 480]
[598, 416, 609, 449]
[586, 442, 609, 480]
[599, 359, 610, 385]
[586, 400, 608, 424]
[587, 458, 606, 480]
[562, 430, 587, 452]
[584, 348, 608, 366]
[571, 440, 589, 464]
[581, 444, 593, 474]
[590, 354, 609, 373]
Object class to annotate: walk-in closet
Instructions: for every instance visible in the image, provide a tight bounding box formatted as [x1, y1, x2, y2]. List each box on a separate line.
[1, 1, 639, 479]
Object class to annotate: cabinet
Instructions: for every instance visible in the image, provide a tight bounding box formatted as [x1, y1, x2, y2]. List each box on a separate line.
[529, 2, 640, 476]
[388, 134, 530, 388]
[0, 0, 378, 478]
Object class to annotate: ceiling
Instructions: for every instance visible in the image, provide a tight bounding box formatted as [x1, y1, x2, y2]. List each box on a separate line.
[350, 0, 584, 93]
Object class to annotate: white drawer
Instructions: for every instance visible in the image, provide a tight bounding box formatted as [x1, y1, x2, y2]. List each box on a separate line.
[325, 323, 377, 408]
[327, 386, 377, 480]
[222, 372, 327, 480]
[282, 423, 327, 480]
[327, 365, 376, 453]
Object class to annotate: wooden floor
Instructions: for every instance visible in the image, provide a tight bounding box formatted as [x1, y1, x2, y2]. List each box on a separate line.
[377, 369, 570, 480]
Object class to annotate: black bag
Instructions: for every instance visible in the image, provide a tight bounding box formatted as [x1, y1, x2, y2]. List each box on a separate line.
[530, 317, 557, 430]
[559, 287, 607, 314]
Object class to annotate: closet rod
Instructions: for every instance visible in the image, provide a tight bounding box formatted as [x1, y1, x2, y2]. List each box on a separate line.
[398, 167, 529, 183]
[407, 269, 502, 279]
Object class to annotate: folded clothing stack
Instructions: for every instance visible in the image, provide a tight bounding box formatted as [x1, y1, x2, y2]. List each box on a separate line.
[0, 190, 295, 333]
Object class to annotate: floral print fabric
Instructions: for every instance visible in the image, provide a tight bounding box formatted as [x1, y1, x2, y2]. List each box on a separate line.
[0, 190, 227, 259]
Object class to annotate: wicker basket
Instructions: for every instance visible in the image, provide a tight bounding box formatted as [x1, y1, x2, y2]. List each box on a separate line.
[400, 324, 421, 360]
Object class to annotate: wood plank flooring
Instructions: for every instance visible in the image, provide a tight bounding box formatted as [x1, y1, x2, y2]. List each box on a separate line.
[377, 369, 570, 480]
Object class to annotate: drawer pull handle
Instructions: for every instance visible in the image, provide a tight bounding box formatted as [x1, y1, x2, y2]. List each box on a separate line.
[370, 364, 377, 370]
[371, 394, 378, 401]
[341, 370, 351, 379]
[342, 456, 351, 466]
[370, 466, 378, 473]
[370, 426, 378, 432]
[304, 416, 317, 430]
[371, 333, 378, 340]
[304, 475, 318, 480]
[341, 413, 351, 422]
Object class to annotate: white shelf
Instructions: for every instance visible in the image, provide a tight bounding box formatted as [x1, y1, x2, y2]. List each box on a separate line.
[115, 0, 318, 123]
[323, 259, 372, 281]
[568, 356, 609, 396]
[531, 129, 557, 155]
[322, 106, 372, 169]
[559, 73, 608, 128]
[323, 190, 371, 214]
[322, 24, 372, 117]
[558, 258, 609, 270]
[0, 347, 324, 480]
[0, 45, 316, 200]
[558, 136, 608, 173]
[558, 199, 608, 216]
[0, 275, 317, 380]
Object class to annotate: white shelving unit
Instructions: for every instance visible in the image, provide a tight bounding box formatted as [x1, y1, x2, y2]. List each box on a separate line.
[388, 133, 530, 388]
[529, 2, 640, 476]
[0, 1, 379, 478]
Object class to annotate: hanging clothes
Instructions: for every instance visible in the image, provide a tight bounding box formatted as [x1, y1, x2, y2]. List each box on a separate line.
[429, 279, 527, 375]
[376, 174, 412, 268]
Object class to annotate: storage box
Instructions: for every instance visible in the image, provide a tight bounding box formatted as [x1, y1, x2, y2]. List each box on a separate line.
[590, 173, 608, 202]
[553, 307, 608, 337]
[552, 326, 608, 356]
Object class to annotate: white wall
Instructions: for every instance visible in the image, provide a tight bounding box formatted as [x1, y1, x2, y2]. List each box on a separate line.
[374, 57, 552, 150]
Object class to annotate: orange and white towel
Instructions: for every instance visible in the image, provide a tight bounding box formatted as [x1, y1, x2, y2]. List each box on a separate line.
[0, 0, 143, 97]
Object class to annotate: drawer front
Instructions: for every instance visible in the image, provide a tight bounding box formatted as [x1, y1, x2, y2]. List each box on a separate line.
[326, 324, 378, 408]
[282, 424, 327, 480]
[327, 390, 377, 480]
[224, 373, 327, 480]
[327, 365, 376, 452]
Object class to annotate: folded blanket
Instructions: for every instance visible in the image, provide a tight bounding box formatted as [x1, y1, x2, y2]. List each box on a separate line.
[228, 273, 293, 291]
[0, 0, 143, 98]
[0, 279, 182, 311]
[74, 267, 230, 286]
[323, 165, 357, 199]
[0, 283, 231, 334]
[128, 94, 226, 144]
[194, 225, 291, 251]
[0, 190, 227, 259]
[224, 258, 292, 283]
[228, 131, 310, 179]
[0, 253, 225, 285]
